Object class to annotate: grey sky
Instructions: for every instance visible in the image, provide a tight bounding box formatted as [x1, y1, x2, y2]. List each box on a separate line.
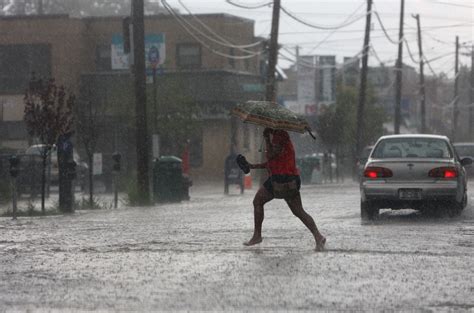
[165, 0, 473, 76]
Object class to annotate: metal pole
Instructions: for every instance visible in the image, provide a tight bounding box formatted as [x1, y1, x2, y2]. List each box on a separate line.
[394, 0, 405, 134]
[113, 174, 118, 209]
[452, 36, 459, 141]
[132, 0, 150, 204]
[11, 177, 17, 220]
[355, 0, 373, 174]
[265, 0, 281, 103]
[153, 67, 157, 132]
[413, 14, 426, 133]
[469, 45, 473, 140]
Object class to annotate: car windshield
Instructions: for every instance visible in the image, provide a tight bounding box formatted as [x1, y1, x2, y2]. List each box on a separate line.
[372, 138, 452, 159]
[454, 145, 474, 157]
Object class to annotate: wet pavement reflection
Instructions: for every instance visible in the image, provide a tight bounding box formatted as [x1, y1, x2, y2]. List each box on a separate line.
[1, 182, 473, 311]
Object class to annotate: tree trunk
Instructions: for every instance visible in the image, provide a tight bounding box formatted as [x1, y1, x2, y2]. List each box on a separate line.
[88, 154, 94, 208]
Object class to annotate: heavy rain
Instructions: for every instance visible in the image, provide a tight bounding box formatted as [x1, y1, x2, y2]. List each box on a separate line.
[0, 0, 473, 311]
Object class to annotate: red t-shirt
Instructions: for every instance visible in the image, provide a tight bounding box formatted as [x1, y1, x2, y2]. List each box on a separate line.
[266, 130, 299, 176]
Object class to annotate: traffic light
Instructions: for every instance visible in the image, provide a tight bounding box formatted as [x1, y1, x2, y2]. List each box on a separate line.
[112, 152, 121, 172]
[67, 160, 77, 180]
[9, 155, 20, 178]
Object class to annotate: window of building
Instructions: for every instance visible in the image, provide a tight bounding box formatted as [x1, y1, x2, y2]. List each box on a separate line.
[176, 43, 201, 68]
[96, 45, 112, 71]
[244, 58, 250, 71]
[0, 44, 51, 94]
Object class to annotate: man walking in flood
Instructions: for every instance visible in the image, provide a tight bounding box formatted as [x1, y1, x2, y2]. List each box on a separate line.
[242, 128, 326, 251]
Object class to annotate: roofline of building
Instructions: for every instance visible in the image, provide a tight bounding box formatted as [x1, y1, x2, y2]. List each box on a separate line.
[0, 12, 254, 24]
[0, 14, 70, 20]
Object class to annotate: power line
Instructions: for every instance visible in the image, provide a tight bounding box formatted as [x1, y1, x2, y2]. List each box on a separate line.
[162, 0, 260, 59]
[404, 39, 419, 64]
[225, 0, 272, 10]
[306, 1, 366, 54]
[176, 0, 264, 51]
[423, 55, 438, 76]
[280, 4, 368, 30]
[373, 10, 403, 45]
[433, 1, 474, 9]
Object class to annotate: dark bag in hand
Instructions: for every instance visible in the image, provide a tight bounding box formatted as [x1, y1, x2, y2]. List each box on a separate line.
[272, 178, 299, 199]
[236, 154, 250, 174]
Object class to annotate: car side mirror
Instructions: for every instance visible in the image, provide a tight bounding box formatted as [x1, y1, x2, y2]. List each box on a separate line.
[460, 157, 473, 167]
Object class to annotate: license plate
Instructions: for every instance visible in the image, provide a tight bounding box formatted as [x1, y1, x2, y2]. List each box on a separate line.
[399, 189, 422, 200]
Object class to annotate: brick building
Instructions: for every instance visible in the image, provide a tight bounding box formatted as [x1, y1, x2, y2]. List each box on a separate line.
[0, 13, 265, 183]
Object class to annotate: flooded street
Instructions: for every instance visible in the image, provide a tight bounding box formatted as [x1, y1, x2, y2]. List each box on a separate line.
[1, 182, 473, 311]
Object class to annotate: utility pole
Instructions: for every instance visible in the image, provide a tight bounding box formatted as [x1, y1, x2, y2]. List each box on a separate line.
[38, 0, 43, 15]
[265, 0, 281, 102]
[394, 0, 405, 134]
[295, 45, 299, 72]
[355, 0, 373, 172]
[470, 45, 473, 140]
[132, 0, 150, 204]
[452, 36, 459, 141]
[413, 14, 426, 133]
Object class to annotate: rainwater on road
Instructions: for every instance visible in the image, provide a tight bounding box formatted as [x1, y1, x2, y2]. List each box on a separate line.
[1, 182, 473, 311]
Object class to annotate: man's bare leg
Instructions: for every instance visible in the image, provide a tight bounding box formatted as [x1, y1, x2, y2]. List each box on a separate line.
[244, 187, 273, 246]
[286, 193, 326, 250]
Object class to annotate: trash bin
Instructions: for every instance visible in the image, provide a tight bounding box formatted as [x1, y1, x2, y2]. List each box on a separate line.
[297, 154, 321, 184]
[153, 156, 191, 202]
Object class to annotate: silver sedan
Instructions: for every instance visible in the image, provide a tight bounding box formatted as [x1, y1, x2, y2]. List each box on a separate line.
[360, 134, 472, 219]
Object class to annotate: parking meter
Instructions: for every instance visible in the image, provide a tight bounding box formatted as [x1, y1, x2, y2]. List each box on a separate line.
[112, 152, 121, 209]
[112, 153, 121, 172]
[9, 155, 20, 178]
[9, 155, 19, 219]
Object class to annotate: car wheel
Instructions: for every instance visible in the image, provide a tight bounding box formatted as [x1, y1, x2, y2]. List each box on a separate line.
[361, 200, 378, 220]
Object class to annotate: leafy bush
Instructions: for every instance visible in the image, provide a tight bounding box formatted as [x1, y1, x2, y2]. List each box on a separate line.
[74, 197, 112, 210]
[126, 178, 141, 207]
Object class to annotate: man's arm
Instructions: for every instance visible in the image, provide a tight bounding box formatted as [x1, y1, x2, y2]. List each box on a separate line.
[249, 162, 267, 169]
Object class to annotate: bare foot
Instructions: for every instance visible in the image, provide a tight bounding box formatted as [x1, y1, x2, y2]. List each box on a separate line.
[315, 236, 326, 252]
[243, 236, 262, 246]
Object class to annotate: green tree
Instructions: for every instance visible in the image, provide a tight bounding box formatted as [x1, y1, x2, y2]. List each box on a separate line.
[24, 76, 75, 213]
[148, 77, 201, 157]
[316, 84, 385, 173]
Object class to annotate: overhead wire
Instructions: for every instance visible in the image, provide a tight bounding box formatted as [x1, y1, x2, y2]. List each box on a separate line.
[225, 0, 272, 10]
[306, 1, 366, 54]
[161, 0, 261, 60]
[176, 0, 264, 51]
[373, 11, 403, 45]
[404, 39, 420, 64]
[280, 5, 368, 31]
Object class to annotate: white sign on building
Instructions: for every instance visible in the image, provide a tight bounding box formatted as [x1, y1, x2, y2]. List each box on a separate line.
[111, 33, 166, 71]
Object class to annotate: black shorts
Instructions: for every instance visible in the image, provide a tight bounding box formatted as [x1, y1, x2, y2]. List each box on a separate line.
[263, 175, 301, 196]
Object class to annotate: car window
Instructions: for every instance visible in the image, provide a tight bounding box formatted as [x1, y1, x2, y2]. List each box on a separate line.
[372, 138, 452, 159]
[454, 145, 474, 157]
